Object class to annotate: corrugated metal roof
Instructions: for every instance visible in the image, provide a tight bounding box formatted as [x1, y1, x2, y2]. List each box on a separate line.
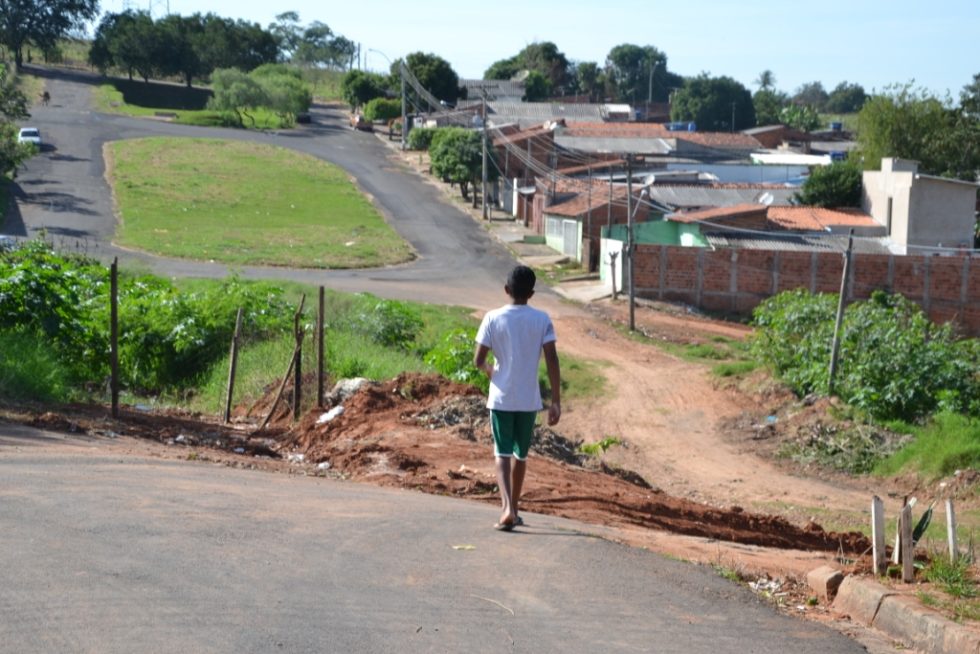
[706, 233, 895, 254]
[646, 185, 797, 209]
[555, 134, 673, 155]
[485, 101, 607, 128]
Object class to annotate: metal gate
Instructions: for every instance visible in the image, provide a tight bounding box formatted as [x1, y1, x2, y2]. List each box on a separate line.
[562, 219, 578, 258]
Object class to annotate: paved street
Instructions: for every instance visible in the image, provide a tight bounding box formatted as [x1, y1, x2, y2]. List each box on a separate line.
[0, 425, 868, 654]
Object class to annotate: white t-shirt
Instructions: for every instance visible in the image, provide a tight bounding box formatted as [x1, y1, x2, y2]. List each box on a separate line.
[475, 304, 556, 411]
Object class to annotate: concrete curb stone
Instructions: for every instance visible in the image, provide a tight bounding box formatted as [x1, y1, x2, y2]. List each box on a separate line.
[832, 574, 980, 654]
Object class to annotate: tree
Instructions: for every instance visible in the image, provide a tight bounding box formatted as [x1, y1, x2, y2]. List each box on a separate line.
[268, 11, 301, 61]
[1, 63, 33, 175]
[258, 71, 311, 122]
[429, 127, 496, 204]
[363, 97, 400, 122]
[340, 69, 387, 109]
[753, 88, 788, 126]
[522, 70, 551, 101]
[793, 161, 862, 207]
[855, 83, 980, 180]
[780, 104, 820, 131]
[397, 52, 461, 105]
[155, 13, 206, 88]
[0, 0, 99, 68]
[605, 43, 668, 103]
[208, 67, 267, 126]
[89, 10, 162, 82]
[961, 73, 980, 117]
[755, 69, 775, 91]
[484, 56, 520, 81]
[515, 41, 570, 93]
[575, 61, 604, 102]
[826, 81, 867, 114]
[292, 21, 332, 67]
[671, 74, 755, 131]
[792, 81, 828, 111]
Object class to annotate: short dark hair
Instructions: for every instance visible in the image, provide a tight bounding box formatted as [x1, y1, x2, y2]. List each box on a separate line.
[507, 265, 536, 299]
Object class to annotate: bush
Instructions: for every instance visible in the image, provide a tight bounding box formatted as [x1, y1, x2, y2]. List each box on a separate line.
[752, 289, 980, 421]
[363, 97, 401, 122]
[793, 161, 863, 208]
[0, 329, 73, 402]
[424, 328, 488, 393]
[406, 126, 438, 151]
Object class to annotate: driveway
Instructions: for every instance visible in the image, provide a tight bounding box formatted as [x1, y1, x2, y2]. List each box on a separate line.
[0, 425, 868, 654]
[5, 67, 517, 308]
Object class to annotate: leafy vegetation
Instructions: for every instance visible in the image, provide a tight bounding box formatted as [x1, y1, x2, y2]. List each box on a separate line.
[876, 413, 980, 478]
[793, 161, 863, 207]
[406, 126, 438, 151]
[363, 97, 400, 122]
[107, 137, 413, 268]
[578, 436, 622, 457]
[429, 127, 496, 203]
[0, 0, 99, 68]
[752, 289, 979, 422]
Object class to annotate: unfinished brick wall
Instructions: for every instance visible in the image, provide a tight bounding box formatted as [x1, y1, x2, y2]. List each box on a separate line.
[632, 245, 980, 335]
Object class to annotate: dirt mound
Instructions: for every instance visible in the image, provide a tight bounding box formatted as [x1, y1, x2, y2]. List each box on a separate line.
[272, 372, 870, 554]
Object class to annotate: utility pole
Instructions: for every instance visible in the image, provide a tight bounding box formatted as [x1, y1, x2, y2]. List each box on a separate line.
[731, 101, 736, 133]
[647, 60, 659, 104]
[626, 154, 636, 332]
[828, 230, 855, 395]
[481, 89, 489, 219]
[400, 61, 407, 150]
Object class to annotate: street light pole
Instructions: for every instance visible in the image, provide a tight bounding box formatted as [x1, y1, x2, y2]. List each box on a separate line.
[647, 60, 660, 104]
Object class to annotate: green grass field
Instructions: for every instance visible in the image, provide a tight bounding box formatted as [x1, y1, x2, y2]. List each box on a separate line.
[107, 137, 414, 268]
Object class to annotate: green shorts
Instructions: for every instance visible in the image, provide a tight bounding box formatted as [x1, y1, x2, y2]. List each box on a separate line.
[490, 410, 537, 460]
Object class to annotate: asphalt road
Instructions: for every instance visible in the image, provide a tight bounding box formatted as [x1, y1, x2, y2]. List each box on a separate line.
[0, 425, 869, 654]
[6, 66, 517, 308]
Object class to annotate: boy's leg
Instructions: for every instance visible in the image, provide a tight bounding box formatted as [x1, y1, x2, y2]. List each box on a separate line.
[510, 411, 537, 520]
[495, 455, 515, 524]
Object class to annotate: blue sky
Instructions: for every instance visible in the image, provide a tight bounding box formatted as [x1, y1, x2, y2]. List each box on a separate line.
[104, 0, 979, 98]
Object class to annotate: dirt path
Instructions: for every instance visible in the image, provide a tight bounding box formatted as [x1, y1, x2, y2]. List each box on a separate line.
[545, 299, 878, 520]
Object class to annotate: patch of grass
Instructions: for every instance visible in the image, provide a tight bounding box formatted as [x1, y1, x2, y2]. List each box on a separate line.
[533, 260, 590, 286]
[925, 556, 978, 599]
[712, 360, 759, 378]
[542, 355, 608, 401]
[875, 413, 980, 479]
[13, 70, 45, 104]
[578, 436, 622, 456]
[0, 330, 73, 402]
[684, 343, 729, 360]
[92, 82, 286, 129]
[107, 137, 414, 268]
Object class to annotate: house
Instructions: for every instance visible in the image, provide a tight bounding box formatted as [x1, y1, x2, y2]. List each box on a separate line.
[862, 158, 979, 252]
[741, 124, 812, 150]
[555, 122, 764, 162]
[460, 78, 525, 102]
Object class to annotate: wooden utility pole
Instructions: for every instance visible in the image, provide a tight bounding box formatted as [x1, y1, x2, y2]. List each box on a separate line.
[223, 307, 244, 424]
[828, 230, 855, 395]
[626, 154, 636, 332]
[481, 89, 489, 220]
[110, 257, 119, 419]
[317, 286, 325, 408]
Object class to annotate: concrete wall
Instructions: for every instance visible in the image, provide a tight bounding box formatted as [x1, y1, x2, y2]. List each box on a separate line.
[863, 158, 978, 251]
[627, 244, 980, 335]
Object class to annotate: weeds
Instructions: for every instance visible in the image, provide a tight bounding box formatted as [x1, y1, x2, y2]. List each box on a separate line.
[577, 437, 622, 457]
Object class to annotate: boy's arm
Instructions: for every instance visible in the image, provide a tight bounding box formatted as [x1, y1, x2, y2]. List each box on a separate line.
[543, 341, 561, 425]
[473, 343, 493, 379]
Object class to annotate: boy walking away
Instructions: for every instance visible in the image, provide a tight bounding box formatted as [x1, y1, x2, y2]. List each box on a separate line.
[474, 265, 561, 532]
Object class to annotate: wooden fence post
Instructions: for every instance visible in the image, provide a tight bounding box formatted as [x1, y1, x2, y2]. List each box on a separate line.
[292, 295, 306, 421]
[901, 504, 915, 583]
[947, 499, 958, 562]
[872, 496, 887, 575]
[317, 286, 325, 408]
[223, 308, 243, 424]
[110, 257, 119, 419]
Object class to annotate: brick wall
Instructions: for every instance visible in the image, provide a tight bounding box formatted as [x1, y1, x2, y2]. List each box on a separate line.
[632, 245, 980, 335]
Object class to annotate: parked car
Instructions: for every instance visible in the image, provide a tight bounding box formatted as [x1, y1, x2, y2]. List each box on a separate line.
[17, 127, 41, 147]
[350, 114, 372, 132]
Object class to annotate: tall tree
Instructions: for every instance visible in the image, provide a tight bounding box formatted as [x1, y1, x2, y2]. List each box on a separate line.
[89, 10, 161, 82]
[855, 83, 980, 180]
[522, 70, 551, 101]
[793, 161, 863, 208]
[484, 56, 520, 81]
[605, 43, 668, 103]
[753, 88, 788, 126]
[0, 0, 99, 68]
[396, 52, 461, 105]
[671, 74, 755, 131]
[156, 13, 206, 88]
[792, 81, 829, 111]
[340, 69, 387, 109]
[0, 63, 32, 176]
[961, 72, 980, 117]
[268, 11, 301, 61]
[826, 81, 867, 114]
[755, 69, 775, 91]
[575, 61, 604, 102]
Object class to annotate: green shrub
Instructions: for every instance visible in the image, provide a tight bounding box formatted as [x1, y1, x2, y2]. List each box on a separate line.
[424, 328, 488, 393]
[0, 329, 73, 402]
[752, 289, 979, 421]
[363, 97, 401, 122]
[876, 413, 980, 477]
[407, 127, 438, 151]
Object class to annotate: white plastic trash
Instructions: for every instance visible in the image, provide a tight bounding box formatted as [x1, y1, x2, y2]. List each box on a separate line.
[316, 406, 345, 424]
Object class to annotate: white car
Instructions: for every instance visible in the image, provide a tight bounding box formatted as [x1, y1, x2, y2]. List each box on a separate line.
[17, 127, 41, 147]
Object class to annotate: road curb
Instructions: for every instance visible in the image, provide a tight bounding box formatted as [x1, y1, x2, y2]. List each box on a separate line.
[832, 574, 980, 653]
